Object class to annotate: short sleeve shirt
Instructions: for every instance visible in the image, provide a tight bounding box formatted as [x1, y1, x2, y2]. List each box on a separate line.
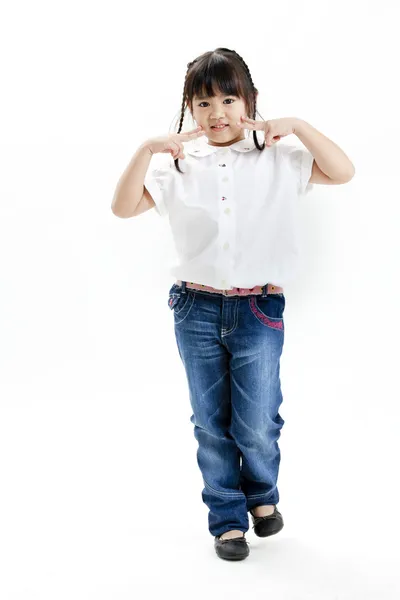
[144, 133, 314, 289]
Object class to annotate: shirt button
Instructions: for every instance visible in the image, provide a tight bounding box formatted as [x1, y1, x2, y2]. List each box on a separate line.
[221, 279, 227, 287]
[223, 242, 230, 250]
[222, 177, 229, 182]
[224, 207, 231, 215]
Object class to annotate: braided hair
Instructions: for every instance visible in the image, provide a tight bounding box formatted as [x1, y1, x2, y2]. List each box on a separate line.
[173, 48, 266, 174]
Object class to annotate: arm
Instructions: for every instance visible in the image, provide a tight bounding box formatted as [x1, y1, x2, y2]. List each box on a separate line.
[111, 143, 153, 218]
[293, 119, 355, 184]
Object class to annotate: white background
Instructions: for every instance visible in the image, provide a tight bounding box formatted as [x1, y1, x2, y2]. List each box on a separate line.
[1, 1, 399, 599]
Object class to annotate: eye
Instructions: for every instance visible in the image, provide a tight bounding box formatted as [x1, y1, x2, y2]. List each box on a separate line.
[198, 98, 235, 107]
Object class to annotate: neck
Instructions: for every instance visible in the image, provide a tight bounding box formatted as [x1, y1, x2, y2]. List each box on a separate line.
[206, 132, 247, 147]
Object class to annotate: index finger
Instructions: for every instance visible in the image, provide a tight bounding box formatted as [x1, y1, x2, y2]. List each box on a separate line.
[177, 126, 206, 140]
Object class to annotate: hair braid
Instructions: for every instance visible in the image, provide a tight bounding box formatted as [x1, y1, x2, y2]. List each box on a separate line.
[174, 60, 196, 173]
[230, 50, 265, 150]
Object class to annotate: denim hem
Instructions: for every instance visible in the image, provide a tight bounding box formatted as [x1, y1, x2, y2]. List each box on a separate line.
[203, 479, 244, 498]
[246, 492, 278, 500]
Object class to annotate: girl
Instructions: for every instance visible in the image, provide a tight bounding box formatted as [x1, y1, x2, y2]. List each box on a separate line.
[111, 47, 355, 562]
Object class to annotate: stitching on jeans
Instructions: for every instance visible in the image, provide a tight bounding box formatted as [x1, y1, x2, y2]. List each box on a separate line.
[174, 292, 195, 325]
[246, 493, 278, 499]
[203, 479, 244, 498]
[221, 298, 239, 337]
[248, 296, 284, 331]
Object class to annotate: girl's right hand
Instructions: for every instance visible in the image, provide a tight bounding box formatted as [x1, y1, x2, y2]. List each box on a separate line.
[143, 126, 206, 160]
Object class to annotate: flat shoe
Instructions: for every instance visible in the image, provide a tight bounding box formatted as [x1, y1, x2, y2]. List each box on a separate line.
[214, 533, 250, 561]
[249, 505, 284, 538]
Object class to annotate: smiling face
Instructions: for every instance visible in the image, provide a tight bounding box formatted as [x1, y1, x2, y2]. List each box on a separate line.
[190, 90, 254, 147]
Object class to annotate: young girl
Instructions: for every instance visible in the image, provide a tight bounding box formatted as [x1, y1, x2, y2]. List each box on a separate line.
[111, 47, 355, 562]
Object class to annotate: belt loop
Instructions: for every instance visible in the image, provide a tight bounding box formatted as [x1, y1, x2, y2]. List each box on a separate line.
[181, 280, 187, 295]
[261, 283, 269, 297]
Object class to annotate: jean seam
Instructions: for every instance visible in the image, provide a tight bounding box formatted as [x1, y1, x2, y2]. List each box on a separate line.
[204, 479, 244, 498]
[221, 298, 239, 337]
[174, 293, 195, 325]
[246, 493, 277, 499]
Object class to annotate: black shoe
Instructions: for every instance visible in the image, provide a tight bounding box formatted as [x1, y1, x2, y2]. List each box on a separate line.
[214, 533, 250, 561]
[249, 505, 284, 538]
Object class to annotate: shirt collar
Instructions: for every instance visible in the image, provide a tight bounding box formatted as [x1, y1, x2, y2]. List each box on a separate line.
[185, 134, 258, 157]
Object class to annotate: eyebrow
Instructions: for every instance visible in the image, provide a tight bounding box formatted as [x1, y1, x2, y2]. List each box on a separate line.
[195, 94, 236, 100]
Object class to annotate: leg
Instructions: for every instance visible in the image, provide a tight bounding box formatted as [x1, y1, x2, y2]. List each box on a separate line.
[226, 292, 286, 513]
[170, 285, 249, 537]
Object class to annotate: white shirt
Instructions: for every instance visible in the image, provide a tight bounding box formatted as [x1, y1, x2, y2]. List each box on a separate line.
[144, 132, 314, 289]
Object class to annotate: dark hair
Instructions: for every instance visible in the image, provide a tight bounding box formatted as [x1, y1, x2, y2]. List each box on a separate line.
[173, 47, 266, 174]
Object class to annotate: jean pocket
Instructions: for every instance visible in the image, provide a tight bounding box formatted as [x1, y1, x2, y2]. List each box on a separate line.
[249, 294, 285, 331]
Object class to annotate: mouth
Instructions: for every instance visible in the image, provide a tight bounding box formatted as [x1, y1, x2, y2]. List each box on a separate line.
[211, 124, 229, 131]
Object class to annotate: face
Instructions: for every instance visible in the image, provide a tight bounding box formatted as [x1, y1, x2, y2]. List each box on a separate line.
[190, 91, 252, 147]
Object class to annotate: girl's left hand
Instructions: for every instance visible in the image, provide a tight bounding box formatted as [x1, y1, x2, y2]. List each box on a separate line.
[236, 116, 298, 146]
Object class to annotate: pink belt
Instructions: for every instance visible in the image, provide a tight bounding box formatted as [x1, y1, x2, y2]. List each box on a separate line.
[176, 280, 284, 297]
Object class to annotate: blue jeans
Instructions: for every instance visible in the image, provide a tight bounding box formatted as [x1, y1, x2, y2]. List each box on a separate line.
[168, 281, 286, 537]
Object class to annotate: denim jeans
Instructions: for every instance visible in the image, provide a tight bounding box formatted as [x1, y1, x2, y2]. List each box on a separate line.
[168, 281, 286, 537]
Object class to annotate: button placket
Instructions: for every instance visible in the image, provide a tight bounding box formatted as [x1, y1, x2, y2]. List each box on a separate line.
[216, 148, 233, 287]
[217, 148, 231, 205]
